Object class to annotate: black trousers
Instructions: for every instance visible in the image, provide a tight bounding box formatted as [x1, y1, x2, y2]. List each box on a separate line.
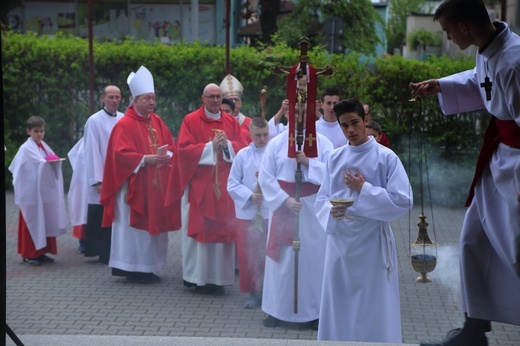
[83, 204, 112, 261]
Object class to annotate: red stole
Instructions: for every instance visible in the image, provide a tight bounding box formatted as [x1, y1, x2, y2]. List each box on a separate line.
[287, 64, 318, 158]
[465, 117, 520, 206]
[100, 106, 180, 234]
[266, 180, 320, 262]
[166, 106, 249, 242]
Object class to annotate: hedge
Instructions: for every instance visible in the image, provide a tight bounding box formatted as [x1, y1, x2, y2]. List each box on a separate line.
[2, 31, 481, 206]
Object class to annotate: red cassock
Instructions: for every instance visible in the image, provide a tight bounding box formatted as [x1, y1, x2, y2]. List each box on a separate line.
[100, 106, 181, 234]
[166, 106, 249, 243]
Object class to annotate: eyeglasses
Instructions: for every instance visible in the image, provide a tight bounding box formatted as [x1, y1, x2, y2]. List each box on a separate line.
[203, 94, 222, 100]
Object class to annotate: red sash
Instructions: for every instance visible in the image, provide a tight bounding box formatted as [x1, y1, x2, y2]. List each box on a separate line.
[465, 117, 520, 206]
[266, 180, 320, 262]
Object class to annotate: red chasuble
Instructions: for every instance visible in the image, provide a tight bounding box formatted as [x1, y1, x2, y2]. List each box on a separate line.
[100, 106, 181, 234]
[379, 132, 391, 148]
[166, 106, 249, 243]
[240, 115, 252, 144]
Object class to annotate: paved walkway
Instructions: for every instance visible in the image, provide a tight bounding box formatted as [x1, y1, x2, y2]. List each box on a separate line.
[5, 191, 520, 345]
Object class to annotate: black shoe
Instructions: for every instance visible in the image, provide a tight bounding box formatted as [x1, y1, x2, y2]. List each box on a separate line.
[309, 319, 319, 331]
[183, 280, 196, 288]
[421, 328, 488, 346]
[112, 268, 128, 277]
[208, 284, 225, 295]
[263, 315, 281, 328]
[126, 272, 161, 284]
[194, 284, 225, 295]
[194, 285, 213, 294]
[37, 254, 54, 263]
[23, 258, 42, 266]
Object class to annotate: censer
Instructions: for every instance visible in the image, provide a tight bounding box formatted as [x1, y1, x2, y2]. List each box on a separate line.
[408, 96, 438, 283]
[411, 212, 437, 282]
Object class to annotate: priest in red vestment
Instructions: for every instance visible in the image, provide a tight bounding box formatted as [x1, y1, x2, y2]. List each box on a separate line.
[166, 83, 248, 294]
[101, 66, 180, 284]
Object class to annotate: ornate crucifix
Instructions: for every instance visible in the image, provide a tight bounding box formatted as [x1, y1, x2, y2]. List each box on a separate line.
[270, 36, 335, 314]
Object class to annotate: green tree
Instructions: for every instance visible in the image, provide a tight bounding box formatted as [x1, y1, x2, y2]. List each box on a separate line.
[408, 28, 441, 50]
[387, 0, 426, 54]
[274, 0, 383, 56]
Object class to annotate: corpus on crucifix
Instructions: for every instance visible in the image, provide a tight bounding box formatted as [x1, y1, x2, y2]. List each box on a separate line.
[259, 36, 335, 327]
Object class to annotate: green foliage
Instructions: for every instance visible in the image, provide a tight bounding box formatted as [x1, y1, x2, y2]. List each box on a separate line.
[274, 0, 323, 49]
[2, 31, 479, 206]
[322, 0, 384, 56]
[387, 0, 427, 53]
[408, 29, 441, 50]
[274, 0, 382, 56]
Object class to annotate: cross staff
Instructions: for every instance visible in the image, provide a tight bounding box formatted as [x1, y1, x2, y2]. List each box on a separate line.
[270, 36, 334, 314]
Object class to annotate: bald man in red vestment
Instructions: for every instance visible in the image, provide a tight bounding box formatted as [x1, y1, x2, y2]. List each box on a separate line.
[166, 83, 248, 294]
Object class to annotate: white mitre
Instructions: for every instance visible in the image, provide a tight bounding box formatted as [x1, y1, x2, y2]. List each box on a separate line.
[127, 66, 155, 98]
[219, 74, 243, 98]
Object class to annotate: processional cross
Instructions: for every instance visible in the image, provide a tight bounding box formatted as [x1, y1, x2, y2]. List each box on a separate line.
[270, 36, 335, 314]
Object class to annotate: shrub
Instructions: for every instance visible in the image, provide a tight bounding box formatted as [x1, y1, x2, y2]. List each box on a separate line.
[2, 31, 478, 206]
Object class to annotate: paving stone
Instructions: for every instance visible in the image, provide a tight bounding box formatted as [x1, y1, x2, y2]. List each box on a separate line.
[5, 191, 520, 345]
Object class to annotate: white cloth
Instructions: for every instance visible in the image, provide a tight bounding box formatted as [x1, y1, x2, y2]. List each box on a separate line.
[437, 21, 520, 325]
[315, 138, 412, 342]
[227, 143, 269, 220]
[9, 138, 68, 250]
[181, 142, 235, 286]
[267, 117, 287, 140]
[109, 182, 168, 273]
[84, 109, 123, 204]
[315, 117, 348, 148]
[258, 130, 333, 322]
[67, 137, 89, 227]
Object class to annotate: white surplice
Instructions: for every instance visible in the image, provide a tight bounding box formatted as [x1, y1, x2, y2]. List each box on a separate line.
[227, 143, 269, 220]
[437, 21, 520, 325]
[9, 138, 68, 250]
[84, 109, 123, 204]
[315, 137, 412, 342]
[67, 137, 89, 228]
[315, 117, 348, 148]
[258, 130, 333, 323]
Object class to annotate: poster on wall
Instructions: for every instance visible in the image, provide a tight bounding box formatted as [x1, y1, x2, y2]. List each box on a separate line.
[126, 4, 216, 43]
[7, 2, 76, 36]
[7, 1, 216, 44]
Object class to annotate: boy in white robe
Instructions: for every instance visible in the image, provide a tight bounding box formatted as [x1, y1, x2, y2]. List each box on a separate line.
[9, 116, 68, 266]
[67, 137, 89, 253]
[315, 87, 347, 148]
[227, 117, 270, 308]
[315, 98, 412, 342]
[410, 0, 520, 345]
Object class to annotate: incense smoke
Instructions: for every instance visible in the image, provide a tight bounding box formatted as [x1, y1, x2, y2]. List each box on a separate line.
[434, 244, 462, 321]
